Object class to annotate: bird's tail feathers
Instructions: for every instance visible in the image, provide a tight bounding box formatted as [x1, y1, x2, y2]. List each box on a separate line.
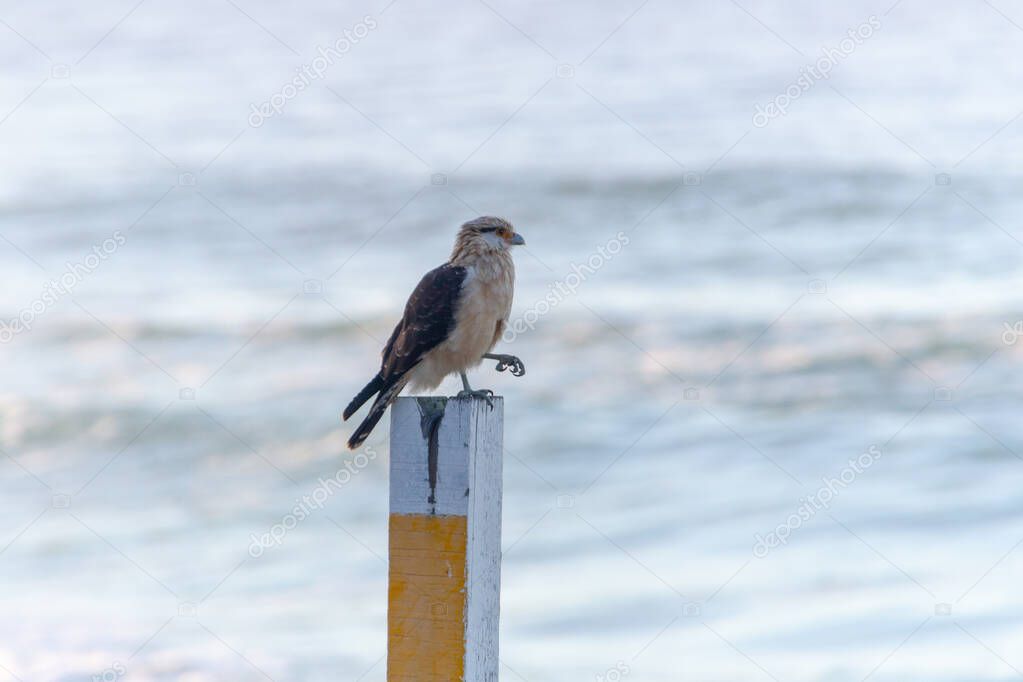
[343, 374, 384, 421]
[347, 379, 405, 450]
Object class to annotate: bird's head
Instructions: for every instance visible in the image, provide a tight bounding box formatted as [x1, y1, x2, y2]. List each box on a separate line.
[455, 216, 525, 256]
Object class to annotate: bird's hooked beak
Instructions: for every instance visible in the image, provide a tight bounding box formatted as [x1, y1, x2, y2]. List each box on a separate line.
[509, 232, 525, 246]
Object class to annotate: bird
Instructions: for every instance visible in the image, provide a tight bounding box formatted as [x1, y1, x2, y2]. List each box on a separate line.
[343, 216, 527, 450]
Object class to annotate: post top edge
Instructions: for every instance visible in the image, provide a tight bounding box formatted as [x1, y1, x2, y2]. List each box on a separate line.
[393, 395, 505, 404]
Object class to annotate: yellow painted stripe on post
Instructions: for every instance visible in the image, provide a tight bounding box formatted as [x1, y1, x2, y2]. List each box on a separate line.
[388, 513, 468, 681]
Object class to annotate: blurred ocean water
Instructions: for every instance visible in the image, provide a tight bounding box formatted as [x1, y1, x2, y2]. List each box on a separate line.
[1, 1, 1022, 680]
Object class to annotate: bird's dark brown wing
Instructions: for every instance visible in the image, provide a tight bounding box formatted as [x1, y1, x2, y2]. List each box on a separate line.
[380, 263, 467, 382]
[345, 263, 468, 449]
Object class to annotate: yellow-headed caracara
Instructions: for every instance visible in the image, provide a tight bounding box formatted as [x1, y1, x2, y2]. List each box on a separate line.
[343, 216, 526, 449]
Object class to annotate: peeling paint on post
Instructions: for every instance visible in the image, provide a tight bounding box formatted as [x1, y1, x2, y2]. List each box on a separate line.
[388, 396, 503, 682]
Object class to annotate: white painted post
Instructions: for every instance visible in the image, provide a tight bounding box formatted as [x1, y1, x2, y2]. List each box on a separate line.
[387, 396, 503, 682]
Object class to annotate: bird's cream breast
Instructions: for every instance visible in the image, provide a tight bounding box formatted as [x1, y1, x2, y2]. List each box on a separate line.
[444, 266, 512, 364]
[409, 260, 514, 390]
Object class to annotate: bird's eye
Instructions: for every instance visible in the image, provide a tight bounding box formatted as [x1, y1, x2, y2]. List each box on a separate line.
[496, 228, 508, 238]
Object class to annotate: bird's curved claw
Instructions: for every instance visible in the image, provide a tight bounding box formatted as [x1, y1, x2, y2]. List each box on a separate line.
[458, 388, 495, 409]
[492, 354, 526, 377]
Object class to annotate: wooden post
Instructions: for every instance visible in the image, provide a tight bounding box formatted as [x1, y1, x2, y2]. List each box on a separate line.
[387, 396, 504, 682]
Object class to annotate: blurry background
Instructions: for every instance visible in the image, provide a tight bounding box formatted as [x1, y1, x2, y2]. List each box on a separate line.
[2, 1, 1022, 680]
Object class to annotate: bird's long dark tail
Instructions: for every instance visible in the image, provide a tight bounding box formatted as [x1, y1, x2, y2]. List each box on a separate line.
[343, 374, 384, 421]
[346, 379, 405, 450]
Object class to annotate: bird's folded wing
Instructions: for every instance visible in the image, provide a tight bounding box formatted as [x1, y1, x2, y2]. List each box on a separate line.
[380, 263, 467, 381]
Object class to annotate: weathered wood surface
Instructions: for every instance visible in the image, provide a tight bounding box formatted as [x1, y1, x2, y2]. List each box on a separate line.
[388, 396, 503, 682]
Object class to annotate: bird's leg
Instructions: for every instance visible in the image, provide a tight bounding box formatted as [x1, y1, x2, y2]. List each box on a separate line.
[457, 371, 494, 408]
[483, 353, 526, 377]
